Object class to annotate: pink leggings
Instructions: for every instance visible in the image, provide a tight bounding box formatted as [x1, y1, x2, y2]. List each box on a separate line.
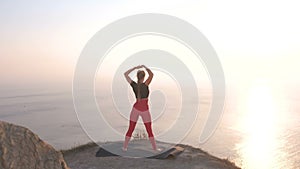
[125, 107, 154, 137]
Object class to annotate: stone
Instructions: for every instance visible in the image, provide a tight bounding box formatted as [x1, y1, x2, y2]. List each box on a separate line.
[0, 121, 69, 169]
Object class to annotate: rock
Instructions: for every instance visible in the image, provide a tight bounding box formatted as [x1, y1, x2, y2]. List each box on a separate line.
[0, 121, 69, 169]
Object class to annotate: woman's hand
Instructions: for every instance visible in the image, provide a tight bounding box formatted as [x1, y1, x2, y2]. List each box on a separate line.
[135, 65, 143, 69]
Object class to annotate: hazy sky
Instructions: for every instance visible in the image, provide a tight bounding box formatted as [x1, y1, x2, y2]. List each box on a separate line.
[1, 0, 299, 91]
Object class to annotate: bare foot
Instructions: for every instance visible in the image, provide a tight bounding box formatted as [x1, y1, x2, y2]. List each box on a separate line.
[155, 148, 162, 152]
[122, 147, 128, 152]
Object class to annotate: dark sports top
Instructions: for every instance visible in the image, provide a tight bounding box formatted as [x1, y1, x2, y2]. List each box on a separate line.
[130, 81, 149, 99]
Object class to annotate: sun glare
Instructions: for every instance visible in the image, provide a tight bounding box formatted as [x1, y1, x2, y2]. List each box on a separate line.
[236, 80, 287, 169]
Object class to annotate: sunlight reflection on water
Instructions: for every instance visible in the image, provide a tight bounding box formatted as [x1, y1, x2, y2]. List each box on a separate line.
[234, 80, 291, 169]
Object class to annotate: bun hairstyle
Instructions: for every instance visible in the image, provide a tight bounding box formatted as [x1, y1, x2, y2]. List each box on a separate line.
[137, 70, 145, 81]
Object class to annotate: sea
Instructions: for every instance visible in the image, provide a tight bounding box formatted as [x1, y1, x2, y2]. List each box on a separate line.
[0, 84, 299, 169]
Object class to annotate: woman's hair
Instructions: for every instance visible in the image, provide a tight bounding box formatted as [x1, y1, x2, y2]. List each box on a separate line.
[137, 70, 145, 81]
[136, 70, 145, 99]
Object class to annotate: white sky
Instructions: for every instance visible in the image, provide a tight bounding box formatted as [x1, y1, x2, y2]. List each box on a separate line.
[0, 0, 299, 90]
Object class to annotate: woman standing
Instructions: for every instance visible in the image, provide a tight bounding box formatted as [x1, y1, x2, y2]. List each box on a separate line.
[123, 65, 159, 151]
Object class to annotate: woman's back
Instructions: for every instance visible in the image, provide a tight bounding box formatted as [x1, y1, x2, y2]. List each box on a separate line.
[130, 81, 149, 99]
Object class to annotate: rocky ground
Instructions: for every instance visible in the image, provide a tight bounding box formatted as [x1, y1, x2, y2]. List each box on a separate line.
[0, 121, 69, 169]
[0, 120, 240, 169]
[62, 142, 240, 169]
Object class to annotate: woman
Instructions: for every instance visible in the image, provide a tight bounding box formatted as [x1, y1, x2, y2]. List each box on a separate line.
[122, 65, 159, 151]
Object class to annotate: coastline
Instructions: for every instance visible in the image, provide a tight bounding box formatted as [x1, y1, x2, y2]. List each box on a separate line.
[61, 141, 240, 169]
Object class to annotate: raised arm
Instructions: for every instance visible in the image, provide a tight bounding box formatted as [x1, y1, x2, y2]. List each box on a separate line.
[143, 65, 154, 86]
[124, 65, 142, 83]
